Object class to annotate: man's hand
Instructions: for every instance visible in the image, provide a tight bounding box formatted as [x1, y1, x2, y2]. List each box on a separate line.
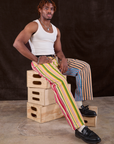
[59, 58, 68, 73]
[38, 56, 52, 64]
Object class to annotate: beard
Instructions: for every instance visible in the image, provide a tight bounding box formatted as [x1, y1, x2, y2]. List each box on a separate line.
[46, 18, 52, 20]
[46, 15, 53, 20]
[43, 16, 52, 20]
[42, 13, 53, 21]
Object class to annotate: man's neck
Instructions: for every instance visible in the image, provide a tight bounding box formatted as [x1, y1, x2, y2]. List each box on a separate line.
[39, 17, 51, 26]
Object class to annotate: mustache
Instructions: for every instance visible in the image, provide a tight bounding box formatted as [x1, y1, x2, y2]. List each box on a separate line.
[47, 13, 52, 15]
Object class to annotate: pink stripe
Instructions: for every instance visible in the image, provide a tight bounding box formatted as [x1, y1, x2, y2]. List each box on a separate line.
[31, 62, 53, 86]
[53, 85, 76, 130]
[44, 64, 83, 126]
[31, 62, 75, 129]
[31, 62, 83, 129]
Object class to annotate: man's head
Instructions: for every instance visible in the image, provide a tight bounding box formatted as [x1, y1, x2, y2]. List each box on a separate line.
[37, 0, 56, 20]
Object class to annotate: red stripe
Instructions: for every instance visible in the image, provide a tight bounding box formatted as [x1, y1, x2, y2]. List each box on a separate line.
[53, 84, 76, 130]
[32, 62, 76, 130]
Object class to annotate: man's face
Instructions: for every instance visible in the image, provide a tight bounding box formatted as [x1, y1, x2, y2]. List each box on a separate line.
[39, 3, 55, 20]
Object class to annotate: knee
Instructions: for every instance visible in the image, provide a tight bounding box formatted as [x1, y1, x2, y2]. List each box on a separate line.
[83, 62, 91, 70]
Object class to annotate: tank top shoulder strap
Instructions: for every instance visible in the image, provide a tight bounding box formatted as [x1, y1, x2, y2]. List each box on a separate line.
[33, 19, 41, 26]
[32, 19, 41, 35]
[51, 23, 58, 37]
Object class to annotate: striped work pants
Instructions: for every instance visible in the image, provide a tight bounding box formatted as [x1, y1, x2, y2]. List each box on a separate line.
[64, 58, 93, 101]
[31, 58, 85, 130]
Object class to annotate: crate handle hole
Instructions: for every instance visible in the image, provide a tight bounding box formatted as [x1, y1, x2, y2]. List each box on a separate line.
[31, 106, 37, 111]
[31, 113, 37, 118]
[84, 120, 88, 123]
[32, 91, 40, 95]
[33, 74, 41, 78]
[33, 81, 42, 85]
[32, 97, 40, 101]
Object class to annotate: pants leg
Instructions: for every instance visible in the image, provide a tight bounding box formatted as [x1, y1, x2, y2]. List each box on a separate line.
[63, 67, 83, 101]
[31, 59, 85, 130]
[66, 58, 93, 101]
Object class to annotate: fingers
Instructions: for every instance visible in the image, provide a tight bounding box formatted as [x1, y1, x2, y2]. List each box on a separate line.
[64, 66, 68, 73]
[62, 67, 68, 73]
[39, 56, 52, 64]
[59, 64, 68, 74]
[59, 58, 68, 73]
[46, 57, 52, 63]
[45, 57, 52, 63]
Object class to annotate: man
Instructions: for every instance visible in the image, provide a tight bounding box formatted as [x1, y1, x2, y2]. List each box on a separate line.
[27, 40, 96, 117]
[13, 0, 101, 143]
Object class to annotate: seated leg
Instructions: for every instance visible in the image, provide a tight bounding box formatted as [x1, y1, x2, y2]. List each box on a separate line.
[64, 58, 96, 117]
[31, 59, 85, 130]
[67, 58, 93, 101]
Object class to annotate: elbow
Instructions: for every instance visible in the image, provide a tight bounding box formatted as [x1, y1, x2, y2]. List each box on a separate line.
[13, 40, 18, 49]
[13, 40, 21, 50]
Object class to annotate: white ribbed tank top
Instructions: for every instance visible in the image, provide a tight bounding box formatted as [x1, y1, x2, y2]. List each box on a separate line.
[29, 19, 57, 55]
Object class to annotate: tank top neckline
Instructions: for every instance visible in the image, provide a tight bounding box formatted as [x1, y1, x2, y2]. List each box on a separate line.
[37, 19, 54, 34]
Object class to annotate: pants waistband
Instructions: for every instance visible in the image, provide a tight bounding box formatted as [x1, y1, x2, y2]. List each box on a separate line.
[36, 55, 55, 58]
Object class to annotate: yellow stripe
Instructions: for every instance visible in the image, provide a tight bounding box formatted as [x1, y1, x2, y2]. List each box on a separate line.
[36, 62, 83, 127]
[32, 61, 84, 128]
[38, 64, 79, 126]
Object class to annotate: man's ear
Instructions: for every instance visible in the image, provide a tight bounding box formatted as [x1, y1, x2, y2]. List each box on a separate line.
[38, 8, 41, 14]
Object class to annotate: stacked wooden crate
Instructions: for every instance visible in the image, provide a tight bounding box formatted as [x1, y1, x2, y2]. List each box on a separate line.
[26, 70, 70, 123]
[27, 70, 98, 127]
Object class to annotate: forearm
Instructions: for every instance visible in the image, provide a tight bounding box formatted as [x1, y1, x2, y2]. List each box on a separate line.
[56, 50, 66, 60]
[13, 41, 38, 62]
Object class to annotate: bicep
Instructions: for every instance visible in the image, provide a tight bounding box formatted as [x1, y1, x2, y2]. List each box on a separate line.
[14, 22, 38, 44]
[15, 30, 32, 44]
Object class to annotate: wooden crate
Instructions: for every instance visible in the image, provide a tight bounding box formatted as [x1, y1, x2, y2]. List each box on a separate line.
[27, 70, 67, 88]
[83, 116, 97, 127]
[27, 102, 64, 123]
[27, 70, 50, 88]
[28, 84, 71, 106]
[83, 106, 98, 127]
[28, 87, 56, 106]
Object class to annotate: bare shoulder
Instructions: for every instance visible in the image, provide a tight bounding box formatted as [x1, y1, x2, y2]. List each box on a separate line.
[14, 21, 39, 43]
[24, 21, 38, 34]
